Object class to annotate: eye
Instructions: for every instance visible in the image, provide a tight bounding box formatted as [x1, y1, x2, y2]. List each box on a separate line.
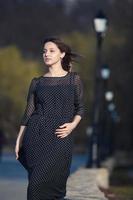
[43, 49, 46, 53]
[50, 50, 55, 52]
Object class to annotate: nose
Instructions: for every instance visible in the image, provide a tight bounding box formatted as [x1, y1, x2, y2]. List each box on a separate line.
[44, 51, 49, 57]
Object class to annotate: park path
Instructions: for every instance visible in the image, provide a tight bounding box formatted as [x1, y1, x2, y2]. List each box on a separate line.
[0, 153, 108, 200]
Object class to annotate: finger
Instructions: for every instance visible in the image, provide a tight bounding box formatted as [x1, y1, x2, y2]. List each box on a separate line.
[55, 128, 67, 133]
[55, 131, 68, 136]
[59, 134, 68, 138]
[56, 133, 66, 137]
[59, 124, 67, 128]
[16, 150, 19, 157]
[56, 132, 69, 137]
[58, 131, 72, 137]
[55, 130, 66, 134]
[55, 128, 66, 131]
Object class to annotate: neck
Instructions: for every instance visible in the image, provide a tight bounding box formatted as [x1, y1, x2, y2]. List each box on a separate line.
[48, 64, 66, 75]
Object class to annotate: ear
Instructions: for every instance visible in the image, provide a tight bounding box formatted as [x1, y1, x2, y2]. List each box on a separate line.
[60, 52, 65, 59]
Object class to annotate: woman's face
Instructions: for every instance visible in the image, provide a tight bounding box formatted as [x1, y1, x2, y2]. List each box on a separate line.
[43, 42, 65, 66]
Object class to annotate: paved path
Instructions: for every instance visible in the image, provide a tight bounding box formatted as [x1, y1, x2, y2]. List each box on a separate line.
[0, 153, 108, 200]
[0, 168, 108, 200]
[0, 179, 27, 200]
[66, 168, 108, 200]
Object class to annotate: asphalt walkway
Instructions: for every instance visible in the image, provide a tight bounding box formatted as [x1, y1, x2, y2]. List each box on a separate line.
[0, 153, 108, 200]
[66, 168, 108, 200]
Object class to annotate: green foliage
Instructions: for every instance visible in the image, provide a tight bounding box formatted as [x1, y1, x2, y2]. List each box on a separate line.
[63, 32, 96, 105]
[0, 46, 40, 140]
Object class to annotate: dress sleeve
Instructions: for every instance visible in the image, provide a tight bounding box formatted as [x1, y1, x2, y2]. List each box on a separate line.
[20, 77, 38, 126]
[73, 72, 84, 118]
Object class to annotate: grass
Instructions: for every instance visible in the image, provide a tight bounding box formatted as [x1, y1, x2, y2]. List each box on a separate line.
[109, 166, 133, 199]
[110, 186, 133, 199]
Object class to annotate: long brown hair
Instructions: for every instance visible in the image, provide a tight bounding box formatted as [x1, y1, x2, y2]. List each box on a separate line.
[43, 37, 79, 72]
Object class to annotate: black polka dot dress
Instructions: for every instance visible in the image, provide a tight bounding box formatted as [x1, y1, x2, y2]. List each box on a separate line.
[18, 71, 84, 200]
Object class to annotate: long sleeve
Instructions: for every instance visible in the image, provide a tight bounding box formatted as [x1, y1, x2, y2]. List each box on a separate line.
[73, 72, 84, 118]
[20, 77, 38, 126]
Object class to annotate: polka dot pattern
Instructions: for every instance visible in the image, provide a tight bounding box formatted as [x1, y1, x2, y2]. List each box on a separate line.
[18, 71, 84, 200]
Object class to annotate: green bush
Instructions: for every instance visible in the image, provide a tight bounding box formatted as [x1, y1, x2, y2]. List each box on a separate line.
[0, 46, 40, 141]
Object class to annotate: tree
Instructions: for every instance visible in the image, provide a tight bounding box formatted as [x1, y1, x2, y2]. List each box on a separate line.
[0, 46, 40, 142]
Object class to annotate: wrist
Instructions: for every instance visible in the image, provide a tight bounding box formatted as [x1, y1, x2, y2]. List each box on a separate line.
[71, 121, 77, 129]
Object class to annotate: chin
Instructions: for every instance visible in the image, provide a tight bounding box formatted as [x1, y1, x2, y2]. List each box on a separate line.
[44, 61, 53, 66]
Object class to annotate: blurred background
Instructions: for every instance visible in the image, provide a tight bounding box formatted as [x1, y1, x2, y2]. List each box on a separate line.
[0, 0, 133, 199]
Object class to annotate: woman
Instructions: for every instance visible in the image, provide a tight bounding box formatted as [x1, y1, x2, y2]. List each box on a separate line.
[15, 37, 84, 200]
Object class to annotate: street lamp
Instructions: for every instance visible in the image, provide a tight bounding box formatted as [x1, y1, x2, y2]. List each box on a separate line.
[94, 10, 108, 48]
[94, 10, 108, 74]
[105, 91, 114, 101]
[86, 10, 108, 168]
[101, 64, 110, 80]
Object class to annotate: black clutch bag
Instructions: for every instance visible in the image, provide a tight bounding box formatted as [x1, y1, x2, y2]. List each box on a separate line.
[18, 146, 28, 170]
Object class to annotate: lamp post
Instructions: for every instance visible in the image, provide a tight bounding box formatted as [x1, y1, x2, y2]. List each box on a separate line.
[101, 64, 110, 80]
[101, 89, 114, 160]
[94, 10, 108, 49]
[86, 10, 108, 168]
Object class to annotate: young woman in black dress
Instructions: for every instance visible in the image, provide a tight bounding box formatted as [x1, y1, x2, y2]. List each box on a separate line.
[15, 37, 84, 200]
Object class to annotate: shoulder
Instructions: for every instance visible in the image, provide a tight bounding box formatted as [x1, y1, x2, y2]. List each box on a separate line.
[31, 77, 39, 82]
[29, 77, 39, 87]
[32, 76, 39, 80]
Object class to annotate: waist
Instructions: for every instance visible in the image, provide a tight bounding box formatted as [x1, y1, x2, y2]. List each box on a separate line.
[31, 110, 73, 120]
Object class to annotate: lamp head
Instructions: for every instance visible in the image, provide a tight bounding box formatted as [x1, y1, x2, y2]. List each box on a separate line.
[101, 64, 110, 79]
[94, 10, 108, 36]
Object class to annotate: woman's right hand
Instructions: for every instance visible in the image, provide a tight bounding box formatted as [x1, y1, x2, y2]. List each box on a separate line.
[15, 140, 21, 160]
[15, 126, 26, 160]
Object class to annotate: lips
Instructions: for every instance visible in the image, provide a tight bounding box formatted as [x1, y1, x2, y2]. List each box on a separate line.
[45, 58, 52, 62]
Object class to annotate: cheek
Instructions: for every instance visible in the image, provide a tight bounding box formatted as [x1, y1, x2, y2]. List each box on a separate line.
[56, 53, 62, 60]
[51, 54, 60, 61]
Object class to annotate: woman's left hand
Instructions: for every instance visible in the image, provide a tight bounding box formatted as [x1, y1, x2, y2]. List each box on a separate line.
[55, 122, 76, 138]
